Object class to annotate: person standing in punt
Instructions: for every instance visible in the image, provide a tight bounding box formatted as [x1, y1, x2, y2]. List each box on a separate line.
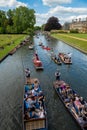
[25, 68, 31, 79]
[55, 69, 61, 80]
[35, 50, 39, 60]
[67, 52, 72, 61]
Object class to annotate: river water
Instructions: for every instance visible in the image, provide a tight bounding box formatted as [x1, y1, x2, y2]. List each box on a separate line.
[0, 33, 87, 130]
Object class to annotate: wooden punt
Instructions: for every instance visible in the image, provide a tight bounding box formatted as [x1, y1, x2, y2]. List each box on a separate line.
[29, 45, 34, 50]
[53, 80, 87, 130]
[42, 46, 51, 51]
[24, 78, 47, 130]
[9, 48, 16, 55]
[51, 56, 62, 65]
[33, 53, 44, 70]
[16, 44, 21, 49]
[59, 53, 72, 64]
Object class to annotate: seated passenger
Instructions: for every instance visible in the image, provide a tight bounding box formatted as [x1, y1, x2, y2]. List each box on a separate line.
[25, 84, 29, 92]
[64, 96, 70, 103]
[32, 85, 41, 96]
[24, 96, 36, 111]
[38, 91, 44, 107]
[60, 83, 66, 91]
[80, 97, 86, 105]
[74, 97, 84, 115]
[25, 109, 39, 119]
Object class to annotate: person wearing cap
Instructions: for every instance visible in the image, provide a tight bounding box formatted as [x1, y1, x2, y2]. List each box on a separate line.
[67, 52, 72, 58]
[55, 69, 61, 80]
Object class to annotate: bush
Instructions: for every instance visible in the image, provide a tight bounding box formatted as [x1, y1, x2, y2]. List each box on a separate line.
[51, 30, 69, 34]
[70, 29, 79, 33]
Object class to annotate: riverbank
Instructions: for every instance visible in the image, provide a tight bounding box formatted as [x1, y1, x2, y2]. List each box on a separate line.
[0, 34, 28, 62]
[51, 33, 87, 54]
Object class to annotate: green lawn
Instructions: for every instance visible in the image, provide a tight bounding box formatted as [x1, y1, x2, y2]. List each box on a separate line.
[66, 33, 87, 39]
[0, 34, 27, 60]
[51, 33, 87, 54]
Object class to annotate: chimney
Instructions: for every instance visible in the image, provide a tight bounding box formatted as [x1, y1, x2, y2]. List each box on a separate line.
[76, 19, 77, 22]
[79, 18, 81, 22]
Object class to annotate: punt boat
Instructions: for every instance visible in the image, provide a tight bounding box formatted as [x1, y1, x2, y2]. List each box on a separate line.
[33, 53, 44, 70]
[9, 48, 16, 55]
[53, 80, 87, 130]
[59, 53, 72, 64]
[24, 78, 47, 130]
[29, 45, 34, 50]
[42, 46, 51, 51]
[51, 55, 62, 65]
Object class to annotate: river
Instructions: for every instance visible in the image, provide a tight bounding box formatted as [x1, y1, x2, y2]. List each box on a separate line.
[0, 33, 87, 130]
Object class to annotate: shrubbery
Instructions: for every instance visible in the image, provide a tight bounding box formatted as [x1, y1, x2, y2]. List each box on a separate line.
[51, 30, 69, 34]
[70, 29, 79, 33]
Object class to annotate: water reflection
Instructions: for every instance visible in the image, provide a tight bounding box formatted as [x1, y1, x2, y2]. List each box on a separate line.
[0, 33, 87, 130]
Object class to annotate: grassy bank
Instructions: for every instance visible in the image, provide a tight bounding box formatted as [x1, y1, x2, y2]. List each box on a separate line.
[65, 33, 87, 39]
[51, 33, 87, 54]
[0, 34, 27, 60]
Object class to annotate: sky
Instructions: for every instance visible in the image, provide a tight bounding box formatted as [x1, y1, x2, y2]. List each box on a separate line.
[0, 0, 87, 26]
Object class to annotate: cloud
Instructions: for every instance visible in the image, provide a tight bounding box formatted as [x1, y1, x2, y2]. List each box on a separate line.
[42, 0, 72, 6]
[35, 6, 87, 26]
[0, 0, 27, 8]
[54, 6, 87, 14]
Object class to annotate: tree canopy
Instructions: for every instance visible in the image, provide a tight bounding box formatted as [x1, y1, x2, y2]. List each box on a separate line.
[44, 16, 62, 31]
[0, 6, 36, 34]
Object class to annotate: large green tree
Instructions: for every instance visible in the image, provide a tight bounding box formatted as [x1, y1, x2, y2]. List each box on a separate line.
[44, 16, 62, 31]
[0, 6, 36, 34]
[12, 6, 36, 34]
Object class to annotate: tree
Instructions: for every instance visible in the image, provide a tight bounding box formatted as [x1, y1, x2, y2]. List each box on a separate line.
[12, 6, 36, 33]
[7, 9, 13, 26]
[41, 24, 46, 31]
[0, 7, 36, 34]
[44, 16, 62, 31]
[34, 26, 41, 31]
[0, 10, 7, 33]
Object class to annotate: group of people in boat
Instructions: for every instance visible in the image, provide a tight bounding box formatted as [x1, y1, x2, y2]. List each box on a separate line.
[59, 53, 72, 62]
[56, 81, 87, 122]
[38, 41, 51, 50]
[42, 45, 50, 49]
[52, 54, 60, 62]
[24, 78, 45, 120]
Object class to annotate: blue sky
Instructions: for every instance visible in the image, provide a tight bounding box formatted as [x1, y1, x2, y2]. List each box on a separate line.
[0, 0, 87, 26]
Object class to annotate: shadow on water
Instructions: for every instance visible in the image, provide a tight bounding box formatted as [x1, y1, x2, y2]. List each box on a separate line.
[0, 33, 87, 130]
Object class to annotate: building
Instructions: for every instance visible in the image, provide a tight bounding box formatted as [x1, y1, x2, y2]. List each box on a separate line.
[70, 18, 87, 33]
